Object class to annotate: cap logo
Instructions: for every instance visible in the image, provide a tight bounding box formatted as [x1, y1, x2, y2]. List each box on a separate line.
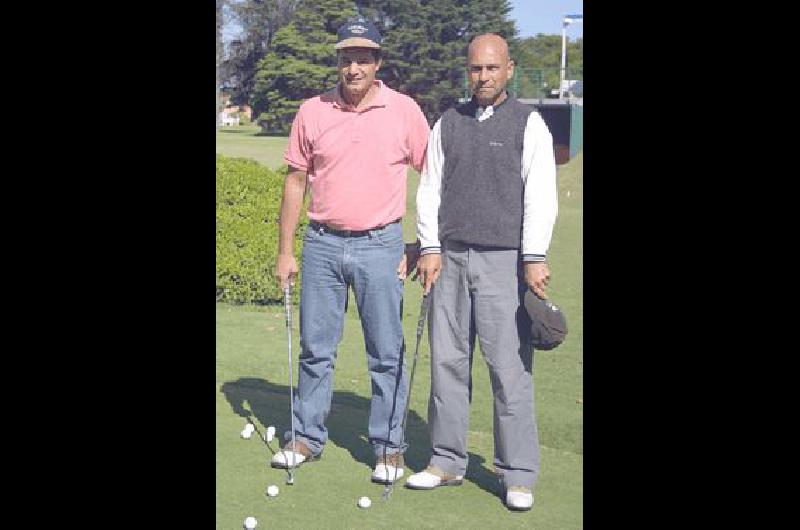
[348, 24, 368, 34]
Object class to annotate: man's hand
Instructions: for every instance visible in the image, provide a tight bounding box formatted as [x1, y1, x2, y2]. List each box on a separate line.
[413, 253, 442, 294]
[276, 253, 299, 288]
[525, 262, 550, 299]
[397, 242, 421, 281]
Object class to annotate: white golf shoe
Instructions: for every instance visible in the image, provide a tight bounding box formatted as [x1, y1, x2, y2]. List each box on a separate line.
[405, 466, 464, 489]
[505, 486, 534, 511]
[371, 453, 405, 484]
[270, 440, 315, 469]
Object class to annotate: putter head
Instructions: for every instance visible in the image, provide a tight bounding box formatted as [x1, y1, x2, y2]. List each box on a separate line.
[286, 472, 294, 485]
[381, 484, 392, 500]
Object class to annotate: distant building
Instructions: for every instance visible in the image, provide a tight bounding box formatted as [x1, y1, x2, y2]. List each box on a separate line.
[519, 98, 583, 165]
[218, 89, 252, 126]
[219, 112, 240, 126]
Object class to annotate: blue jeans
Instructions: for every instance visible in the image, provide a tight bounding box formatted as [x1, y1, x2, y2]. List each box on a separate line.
[289, 221, 408, 458]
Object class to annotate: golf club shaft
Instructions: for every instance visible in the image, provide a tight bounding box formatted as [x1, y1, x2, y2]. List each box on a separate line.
[284, 285, 297, 480]
[401, 293, 429, 436]
[383, 293, 429, 500]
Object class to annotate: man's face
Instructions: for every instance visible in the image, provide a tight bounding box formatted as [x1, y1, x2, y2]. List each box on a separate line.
[467, 39, 514, 106]
[337, 48, 381, 99]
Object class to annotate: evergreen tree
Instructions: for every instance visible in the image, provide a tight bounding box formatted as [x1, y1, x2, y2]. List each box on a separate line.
[461, 0, 517, 41]
[217, 0, 225, 127]
[358, 0, 518, 124]
[251, 0, 357, 132]
[246, 0, 522, 129]
[222, 0, 299, 105]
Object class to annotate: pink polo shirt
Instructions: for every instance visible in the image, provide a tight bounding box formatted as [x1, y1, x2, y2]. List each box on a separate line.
[284, 80, 430, 231]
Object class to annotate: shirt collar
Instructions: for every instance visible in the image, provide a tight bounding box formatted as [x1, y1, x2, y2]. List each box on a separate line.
[473, 91, 510, 121]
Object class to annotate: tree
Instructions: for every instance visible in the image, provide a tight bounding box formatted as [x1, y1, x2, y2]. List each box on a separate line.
[248, 0, 520, 129]
[461, 0, 517, 41]
[251, 0, 357, 132]
[358, 0, 519, 124]
[217, 0, 224, 128]
[222, 0, 300, 106]
[566, 37, 583, 77]
[512, 35, 583, 98]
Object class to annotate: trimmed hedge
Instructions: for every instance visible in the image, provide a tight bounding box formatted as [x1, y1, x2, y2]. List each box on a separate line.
[216, 154, 307, 304]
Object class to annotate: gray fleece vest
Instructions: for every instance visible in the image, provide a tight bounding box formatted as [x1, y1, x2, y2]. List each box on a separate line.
[438, 97, 534, 249]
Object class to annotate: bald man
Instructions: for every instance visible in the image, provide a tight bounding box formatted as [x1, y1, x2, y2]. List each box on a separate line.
[406, 34, 558, 511]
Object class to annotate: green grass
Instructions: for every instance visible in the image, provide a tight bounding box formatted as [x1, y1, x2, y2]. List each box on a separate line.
[216, 125, 289, 169]
[216, 129, 583, 528]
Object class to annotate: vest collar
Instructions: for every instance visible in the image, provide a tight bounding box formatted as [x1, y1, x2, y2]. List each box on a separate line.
[472, 91, 511, 120]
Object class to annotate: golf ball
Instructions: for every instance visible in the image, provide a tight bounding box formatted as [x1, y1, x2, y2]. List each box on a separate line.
[241, 429, 252, 439]
[266, 425, 276, 442]
[266, 484, 279, 497]
[358, 496, 371, 509]
[244, 423, 255, 432]
[244, 516, 257, 529]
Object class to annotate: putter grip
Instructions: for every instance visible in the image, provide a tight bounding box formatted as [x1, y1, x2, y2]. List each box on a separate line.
[416, 295, 428, 336]
[284, 286, 291, 325]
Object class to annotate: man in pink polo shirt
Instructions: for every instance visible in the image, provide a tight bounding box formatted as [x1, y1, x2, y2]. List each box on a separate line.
[272, 18, 430, 485]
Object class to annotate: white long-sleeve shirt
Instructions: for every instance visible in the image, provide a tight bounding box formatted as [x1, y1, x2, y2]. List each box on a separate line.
[416, 103, 558, 261]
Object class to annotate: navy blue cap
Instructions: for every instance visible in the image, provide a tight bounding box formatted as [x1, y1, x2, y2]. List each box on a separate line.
[523, 290, 568, 350]
[335, 19, 382, 50]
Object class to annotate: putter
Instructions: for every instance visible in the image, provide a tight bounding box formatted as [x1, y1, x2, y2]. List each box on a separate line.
[284, 284, 297, 485]
[382, 292, 431, 500]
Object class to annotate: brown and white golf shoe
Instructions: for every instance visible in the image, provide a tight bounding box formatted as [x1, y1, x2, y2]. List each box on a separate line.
[405, 465, 464, 489]
[270, 440, 317, 469]
[371, 453, 405, 484]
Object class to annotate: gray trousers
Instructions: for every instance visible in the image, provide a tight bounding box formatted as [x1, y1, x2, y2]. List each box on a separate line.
[427, 242, 539, 489]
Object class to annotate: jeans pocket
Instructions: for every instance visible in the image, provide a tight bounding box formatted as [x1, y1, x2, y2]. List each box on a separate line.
[303, 224, 321, 242]
[376, 224, 403, 248]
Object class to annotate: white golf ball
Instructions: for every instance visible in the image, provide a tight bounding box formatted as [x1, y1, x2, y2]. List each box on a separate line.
[266, 425, 276, 441]
[358, 496, 371, 509]
[266, 484, 279, 497]
[244, 423, 255, 432]
[244, 515, 257, 529]
[241, 429, 252, 439]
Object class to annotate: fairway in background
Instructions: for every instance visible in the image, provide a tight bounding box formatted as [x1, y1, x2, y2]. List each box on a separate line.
[216, 125, 289, 169]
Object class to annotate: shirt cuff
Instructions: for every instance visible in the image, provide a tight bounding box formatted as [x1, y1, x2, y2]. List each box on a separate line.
[522, 254, 546, 263]
[420, 246, 441, 255]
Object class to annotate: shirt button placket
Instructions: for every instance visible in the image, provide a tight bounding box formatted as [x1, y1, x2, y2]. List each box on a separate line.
[351, 110, 362, 143]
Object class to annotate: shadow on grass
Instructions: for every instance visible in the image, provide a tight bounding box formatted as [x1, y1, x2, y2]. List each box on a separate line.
[221, 377, 432, 473]
[466, 452, 503, 497]
[221, 378, 508, 496]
